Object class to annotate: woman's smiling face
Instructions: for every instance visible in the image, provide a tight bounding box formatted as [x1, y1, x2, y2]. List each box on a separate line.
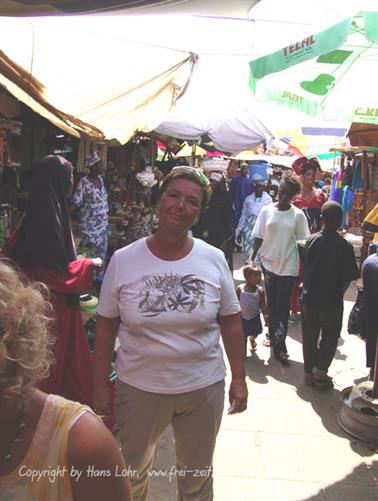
[158, 178, 202, 232]
[302, 168, 317, 188]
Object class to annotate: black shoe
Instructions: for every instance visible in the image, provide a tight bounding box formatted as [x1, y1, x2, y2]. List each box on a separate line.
[275, 352, 290, 365]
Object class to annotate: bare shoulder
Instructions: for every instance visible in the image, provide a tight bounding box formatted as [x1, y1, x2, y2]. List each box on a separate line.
[68, 411, 114, 460]
[68, 412, 132, 501]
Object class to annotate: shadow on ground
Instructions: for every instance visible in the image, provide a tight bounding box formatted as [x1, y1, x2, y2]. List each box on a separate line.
[297, 460, 378, 501]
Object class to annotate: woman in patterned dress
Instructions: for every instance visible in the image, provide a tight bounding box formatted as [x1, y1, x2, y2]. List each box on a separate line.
[235, 181, 272, 264]
[70, 151, 109, 261]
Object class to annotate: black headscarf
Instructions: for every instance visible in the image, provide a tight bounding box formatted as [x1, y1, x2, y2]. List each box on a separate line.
[192, 177, 234, 248]
[13, 155, 76, 271]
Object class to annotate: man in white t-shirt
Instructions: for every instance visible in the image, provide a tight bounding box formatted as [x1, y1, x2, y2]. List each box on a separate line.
[251, 174, 310, 364]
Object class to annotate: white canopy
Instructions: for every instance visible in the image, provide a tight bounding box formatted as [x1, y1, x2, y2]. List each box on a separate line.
[156, 100, 273, 154]
[155, 55, 273, 154]
[0, 17, 195, 143]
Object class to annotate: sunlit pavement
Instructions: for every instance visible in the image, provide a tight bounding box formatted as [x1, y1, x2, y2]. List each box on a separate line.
[147, 252, 378, 501]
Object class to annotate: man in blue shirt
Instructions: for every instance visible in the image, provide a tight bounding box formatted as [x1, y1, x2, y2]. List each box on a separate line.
[229, 163, 253, 229]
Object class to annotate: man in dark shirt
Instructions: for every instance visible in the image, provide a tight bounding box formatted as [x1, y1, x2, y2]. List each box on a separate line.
[301, 201, 360, 388]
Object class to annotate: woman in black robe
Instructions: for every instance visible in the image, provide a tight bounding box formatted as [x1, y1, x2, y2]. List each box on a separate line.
[192, 172, 234, 269]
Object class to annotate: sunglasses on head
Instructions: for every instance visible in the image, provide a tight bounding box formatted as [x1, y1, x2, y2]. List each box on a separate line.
[171, 166, 210, 187]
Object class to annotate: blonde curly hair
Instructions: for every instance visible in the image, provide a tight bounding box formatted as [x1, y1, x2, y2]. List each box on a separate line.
[0, 260, 54, 400]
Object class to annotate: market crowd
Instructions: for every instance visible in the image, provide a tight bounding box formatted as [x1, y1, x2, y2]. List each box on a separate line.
[0, 153, 377, 501]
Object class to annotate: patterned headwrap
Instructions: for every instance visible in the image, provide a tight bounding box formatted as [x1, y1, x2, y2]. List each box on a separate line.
[86, 151, 101, 168]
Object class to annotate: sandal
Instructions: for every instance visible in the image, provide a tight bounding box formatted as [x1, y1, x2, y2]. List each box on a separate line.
[249, 337, 257, 351]
[262, 339, 271, 347]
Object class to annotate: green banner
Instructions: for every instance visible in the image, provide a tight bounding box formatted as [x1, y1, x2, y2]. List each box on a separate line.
[250, 17, 351, 79]
[365, 11, 378, 43]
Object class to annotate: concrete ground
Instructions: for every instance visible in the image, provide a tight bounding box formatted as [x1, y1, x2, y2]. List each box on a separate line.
[146, 252, 378, 501]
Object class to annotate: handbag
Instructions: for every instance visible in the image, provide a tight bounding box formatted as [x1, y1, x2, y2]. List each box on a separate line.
[347, 288, 366, 339]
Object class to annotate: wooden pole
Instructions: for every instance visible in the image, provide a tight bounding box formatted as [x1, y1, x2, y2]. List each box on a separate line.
[361, 151, 368, 219]
[191, 144, 195, 167]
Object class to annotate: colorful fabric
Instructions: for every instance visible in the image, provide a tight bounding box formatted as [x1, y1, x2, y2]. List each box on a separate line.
[330, 168, 343, 204]
[236, 191, 273, 262]
[341, 186, 355, 229]
[241, 214, 258, 263]
[71, 175, 108, 260]
[365, 202, 378, 226]
[293, 190, 326, 233]
[352, 159, 363, 189]
[364, 202, 378, 243]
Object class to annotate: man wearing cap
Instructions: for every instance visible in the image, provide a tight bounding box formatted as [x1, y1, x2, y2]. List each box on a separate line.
[70, 151, 109, 261]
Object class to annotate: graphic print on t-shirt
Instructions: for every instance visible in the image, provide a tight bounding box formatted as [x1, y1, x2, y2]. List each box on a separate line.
[139, 273, 205, 317]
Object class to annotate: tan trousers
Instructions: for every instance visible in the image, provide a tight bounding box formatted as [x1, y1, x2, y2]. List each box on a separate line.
[115, 379, 225, 501]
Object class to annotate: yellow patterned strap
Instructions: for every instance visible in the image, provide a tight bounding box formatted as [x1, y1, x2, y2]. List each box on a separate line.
[364, 202, 378, 242]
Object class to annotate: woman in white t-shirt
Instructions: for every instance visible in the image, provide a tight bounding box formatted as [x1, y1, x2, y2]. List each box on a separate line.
[93, 166, 248, 501]
[251, 173, 310, 364]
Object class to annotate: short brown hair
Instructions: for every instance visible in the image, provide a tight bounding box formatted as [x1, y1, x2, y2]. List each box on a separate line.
[158, 167, 210, 210]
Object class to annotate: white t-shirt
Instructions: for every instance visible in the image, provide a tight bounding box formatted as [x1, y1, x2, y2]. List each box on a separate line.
[97, 237, 240, 394]
[239, 284, 263, 320]
[252, 204, 310, 276]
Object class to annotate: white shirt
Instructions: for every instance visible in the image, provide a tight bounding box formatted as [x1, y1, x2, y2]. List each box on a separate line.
[97, 238, 240, 394]
[239, 284, 262, 320]
[236, 191, 273, 236]
[252, 204, 310, 276]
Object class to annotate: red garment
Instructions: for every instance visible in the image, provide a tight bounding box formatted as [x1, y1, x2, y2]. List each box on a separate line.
[3, 231, 95, 406]
[293, 191, 326, 212]
[29, 260, 95, 406]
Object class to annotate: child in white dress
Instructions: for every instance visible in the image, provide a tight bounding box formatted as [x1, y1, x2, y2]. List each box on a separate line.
[237, 265, 268, 353]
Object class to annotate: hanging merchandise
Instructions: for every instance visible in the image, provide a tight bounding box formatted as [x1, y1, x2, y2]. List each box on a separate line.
[330, 166, 343, 204]
[352, 159, 363, 190]
[136, 165, 157, 189]
[341, 186, 355, 229]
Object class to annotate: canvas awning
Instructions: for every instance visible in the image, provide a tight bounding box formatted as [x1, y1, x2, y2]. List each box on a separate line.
[0, 50, 104, 139]
[0, 17, 196, 143]
[347, 123, 378, 148]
